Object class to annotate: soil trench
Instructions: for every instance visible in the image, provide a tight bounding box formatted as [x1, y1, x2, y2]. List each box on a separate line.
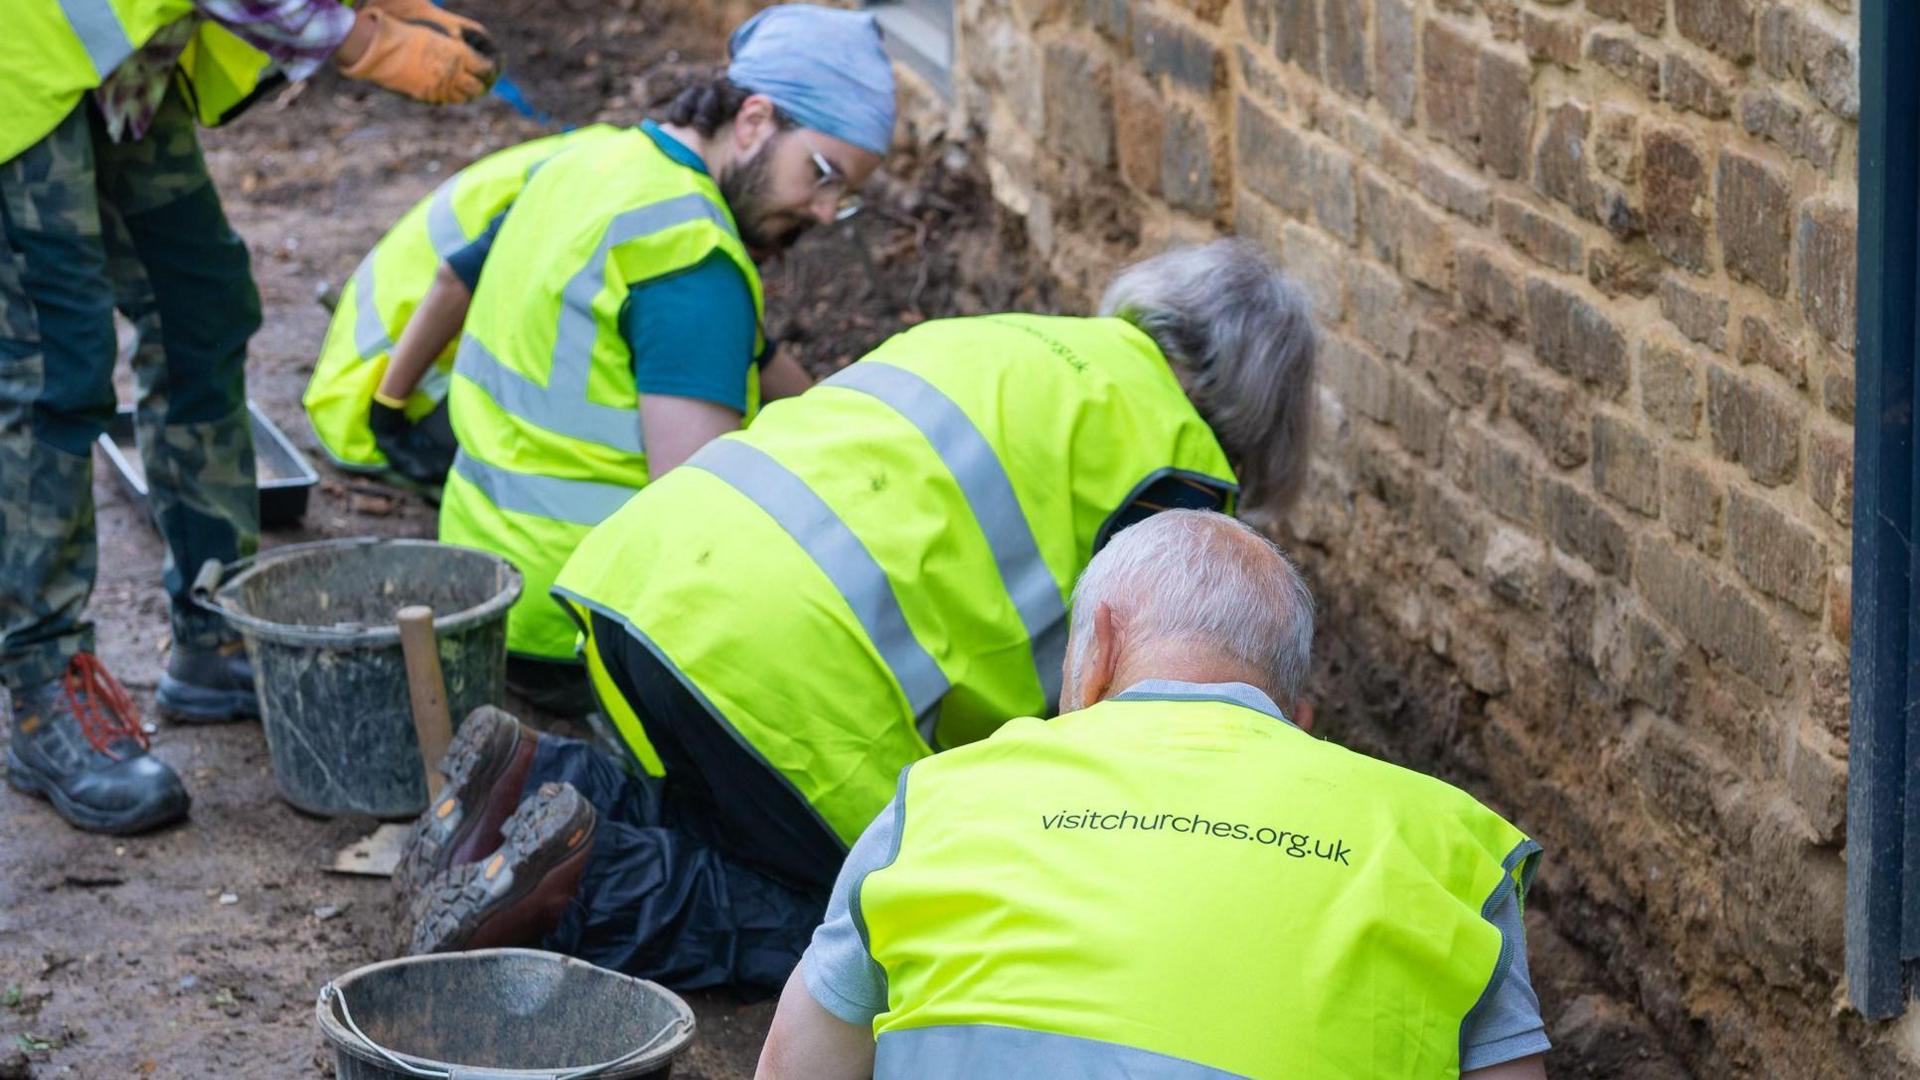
[0, 1, 1675, 1075]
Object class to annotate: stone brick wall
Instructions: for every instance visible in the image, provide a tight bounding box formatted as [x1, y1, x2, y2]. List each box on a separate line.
[939, 0, 1881, 1070]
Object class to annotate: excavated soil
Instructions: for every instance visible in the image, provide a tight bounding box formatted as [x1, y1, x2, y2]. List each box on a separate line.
[0, 1, 1673, 1075]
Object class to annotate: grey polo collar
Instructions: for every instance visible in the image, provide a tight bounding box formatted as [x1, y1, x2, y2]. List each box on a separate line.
[1109, 678, 1296, 728]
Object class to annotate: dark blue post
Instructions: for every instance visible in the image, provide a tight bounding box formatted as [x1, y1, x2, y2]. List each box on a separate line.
[1849, 0, 1920, 1020]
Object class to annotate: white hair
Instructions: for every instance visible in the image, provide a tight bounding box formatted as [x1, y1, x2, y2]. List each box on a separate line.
[1068, 509, 1316, 704]
[1098, 239, 1318, 515]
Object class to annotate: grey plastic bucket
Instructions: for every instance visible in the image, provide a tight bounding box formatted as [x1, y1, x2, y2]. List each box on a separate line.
[316, 949, 695, 1079]
[193, 538, 521, 819]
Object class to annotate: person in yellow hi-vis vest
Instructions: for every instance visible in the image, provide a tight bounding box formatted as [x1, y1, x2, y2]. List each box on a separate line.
[758, 510, 1551, 1080]
[302, 124, 618, 485]
[390, 241, 1321, 998]
[373, 6, 894, 711]
[1, 0, 495, 836]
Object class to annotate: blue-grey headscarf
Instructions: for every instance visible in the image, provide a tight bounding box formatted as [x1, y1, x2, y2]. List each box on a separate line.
[727, 4, 897, 157]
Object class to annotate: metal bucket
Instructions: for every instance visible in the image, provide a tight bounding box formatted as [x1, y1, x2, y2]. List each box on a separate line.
[193, 538, 521, 818]
[316, 949, 695, 1079]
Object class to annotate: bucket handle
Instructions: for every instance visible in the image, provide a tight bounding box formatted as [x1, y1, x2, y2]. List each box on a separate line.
[188, 537, 388, 616]
[318, 982, 695, 1080]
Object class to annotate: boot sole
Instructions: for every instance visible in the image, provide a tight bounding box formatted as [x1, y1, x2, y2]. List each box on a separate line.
[394, 708, 526, 898]
[408, 783, 594, 954]
[154, 675, 260, 724]
[4, 747, 189, 835]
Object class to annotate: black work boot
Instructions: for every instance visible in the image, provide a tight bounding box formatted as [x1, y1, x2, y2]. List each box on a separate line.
[155, 639, 258, 723]
[5, 654, 190, 835]
[409, 782, 596, 954]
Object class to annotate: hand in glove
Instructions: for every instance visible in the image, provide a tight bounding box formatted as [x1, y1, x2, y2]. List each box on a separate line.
[369, 397, 456, 485]
[363, 0, 496, 58]
[336, 5, 497, 105]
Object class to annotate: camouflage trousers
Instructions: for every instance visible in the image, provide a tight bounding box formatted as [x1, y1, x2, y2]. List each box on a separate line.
[0, 91, 262, 690]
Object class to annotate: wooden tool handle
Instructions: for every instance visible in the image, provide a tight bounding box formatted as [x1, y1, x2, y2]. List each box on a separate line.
[397, 605, 453, 802]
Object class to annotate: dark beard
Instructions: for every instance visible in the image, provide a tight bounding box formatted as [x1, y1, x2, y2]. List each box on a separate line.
[719, 139, 809, 257]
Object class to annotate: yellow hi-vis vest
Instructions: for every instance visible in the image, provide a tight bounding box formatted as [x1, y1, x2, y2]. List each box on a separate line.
[303, 126, 616, 471]
[552, 315, 1238, 834]
[858, 693, 1541, 1079]
[2, 0, 327, 163]
[439, 127, 764, 661]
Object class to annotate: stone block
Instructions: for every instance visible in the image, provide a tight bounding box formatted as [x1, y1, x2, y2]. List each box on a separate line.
[1544, 477, 1632, 577]
[1458, 245, 1526, 332]
[1505, 363, 1591, 468]
[1424, 19, 1482, 161]
[1658, 274, 1728, 353]
[1588, 246, 1663, 298]
[1811, 641, 1849, 735]
[1482, 0, 1523, 41]
[1824, 370, 1854, 423]
[1320, 335, 1392, 422]
[1827, 566, 1851, 647]
[1088, 0, 1130, 39]
[1587, 0, 1664, 34]
[1478, 49, 1535, 180]
[1280, 220, 1348, 323]
[1708, 365, 1802, 486]
[1389, 369, 1451, 463]
[1497, 198, 1583, 273]
[1463, 429, 1539, 524]
[1235, 186, 1287, 261]
[1797, 16, 1858, 120]
[1322, 0, 1369, 99]
[1642, 127, 1711, 274]
[1641, 339, 1703, 438]
[1376, 0, 1418, 125]
[1360, 175, 1453, 292]
[1806, 425, 1853, 527]
[1594, 413, 1662, 517]
[1484, 524, 1548, 609]
[1665, 456, 1726, 554]
[1161, 108, 1216, 215]
[1350, 262, 1413, 360]
[1756, 4, 1795, 77]
[1717, 150, 1792, 297]
[1587, 32, 1660, 97]
[1522, 13, 1582, 70]
[1737, 315, 1805, 390]
[1797, 201, 1857, 351]
[1132, 8, 1224, 91]
[1787, 728, 1847, 844]
[1526, 278, 1630, 398]
[1621, 611, 1683, 710]
[1241, 0, 1273, 43]
[1420, 322, 1500, 407]
[1676, 0, 1755, 63]
[1592, 106, 1640, 183]
[1044, 43, 1114, 167]
[1738, 90, 1842, 172]
[1634, 539, 1788, 692]
[1662, 53, 1732, 119]
[1533, 103, 1589, 212]
[1275, 0, 1320, 75]
[1728, 488, 1827, 614]
[1358, 435, 1420, 508]
[1112, 68, 1164, 195]
[1416, 158, 1493, 224]
[1237, 100, 1359, 244]
[1421, 478, 1488, 568]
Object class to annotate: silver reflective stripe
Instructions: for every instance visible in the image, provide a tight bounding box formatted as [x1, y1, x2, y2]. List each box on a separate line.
[454, 333, 644, 455]
[455, 191, 732, 452]
[451, 450, 636, 526]
[547, 192, 734, 400]
[690, 438, 950, 721]
[351, 255, 391, 358]
[425, 180, 467, 257]
[828, 362, 1068, 709]
[59, 0, 135, 78]
[875, 1025, 1243, 1080]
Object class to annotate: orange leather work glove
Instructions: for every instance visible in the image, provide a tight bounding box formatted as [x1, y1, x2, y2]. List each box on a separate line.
[364, 0, 496, 57]
[337, 6, 498, 105]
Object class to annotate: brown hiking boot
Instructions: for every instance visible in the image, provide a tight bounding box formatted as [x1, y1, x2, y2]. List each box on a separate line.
[407, 781, 595, 954]
[394, 705, 538, 899]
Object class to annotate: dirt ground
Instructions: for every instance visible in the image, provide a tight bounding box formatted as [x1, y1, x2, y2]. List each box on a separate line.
[0, 1, 1684, 1075]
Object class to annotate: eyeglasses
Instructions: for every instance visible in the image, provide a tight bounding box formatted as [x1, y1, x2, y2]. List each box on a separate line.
[798, 130, 863, 221]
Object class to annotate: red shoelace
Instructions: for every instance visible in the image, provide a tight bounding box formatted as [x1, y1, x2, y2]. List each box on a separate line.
[63, 652, 147, 758]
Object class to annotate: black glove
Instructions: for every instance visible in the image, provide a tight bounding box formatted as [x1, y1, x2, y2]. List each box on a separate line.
[369, 399, 455, 485]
